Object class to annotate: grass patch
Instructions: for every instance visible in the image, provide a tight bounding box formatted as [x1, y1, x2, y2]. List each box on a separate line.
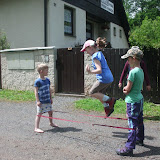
[0, 89, 159, 121]
[75, 98, 160, 121]
[0, 89, 35, 101]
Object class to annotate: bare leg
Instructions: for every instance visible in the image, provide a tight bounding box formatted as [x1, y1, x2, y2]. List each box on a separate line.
[48, 111, 58, 127]
[90, 92, 115, 117]
[90, 92, 106, 103]
[35, 114, 44, 133]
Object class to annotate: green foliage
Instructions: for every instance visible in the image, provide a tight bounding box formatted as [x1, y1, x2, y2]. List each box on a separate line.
[75, 98, 126, 113]
[75, 98, 104, 112]
[122, 0, 134, 16]
[129, 17, 160, 49]
[0, 89, 35, 101]
[123, 0, 160, 49]
[143, 101, 160, 120]
[75, 98, 160, 121]
[123, 0, 160, 21]
[0, 31, 10, 50]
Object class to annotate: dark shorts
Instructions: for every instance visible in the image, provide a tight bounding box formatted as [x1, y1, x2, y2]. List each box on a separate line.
[89, 80, 112, 95]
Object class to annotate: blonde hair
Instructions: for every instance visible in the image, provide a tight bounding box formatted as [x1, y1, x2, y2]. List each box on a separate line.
[37, 63, 48, 73]
[96, 37, 107, 49]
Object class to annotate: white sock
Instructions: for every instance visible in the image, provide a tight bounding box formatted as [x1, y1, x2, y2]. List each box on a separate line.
[103, 103, 109, 108]
[102, 95, 110, 102]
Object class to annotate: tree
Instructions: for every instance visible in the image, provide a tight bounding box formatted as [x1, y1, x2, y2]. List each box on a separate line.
[129, 17, 160, 49]
[123, 0, 160, 28]
[0, 31, 10, 50]
[123, 0, 160, 49]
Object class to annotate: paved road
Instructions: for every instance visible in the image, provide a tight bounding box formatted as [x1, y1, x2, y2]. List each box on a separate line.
[0, 96, 160, 160]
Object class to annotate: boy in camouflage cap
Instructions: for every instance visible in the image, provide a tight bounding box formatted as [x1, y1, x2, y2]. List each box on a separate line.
[116, 46, 145, 156]
[121, 46, 144, 60]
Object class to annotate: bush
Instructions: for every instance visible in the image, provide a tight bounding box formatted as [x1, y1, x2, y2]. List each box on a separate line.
[0, 31, 10, 50]
[129, 17, 160, 49]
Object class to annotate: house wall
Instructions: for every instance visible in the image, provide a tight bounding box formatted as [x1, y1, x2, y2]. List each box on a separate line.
[87, 20, 110, 43]
[47, 0, 86, 48]
[0, 47, 93, 95]
[0, 0, 129, 49]
[110, 23, 129, 48]
[1, 47, 57, 91]
[0, 0, 44, 48]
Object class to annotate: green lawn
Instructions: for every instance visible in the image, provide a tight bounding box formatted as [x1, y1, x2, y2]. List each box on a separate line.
[75, 98, 160, 121]
[0, 89, 35, 101]
[0, 89, 159, 121]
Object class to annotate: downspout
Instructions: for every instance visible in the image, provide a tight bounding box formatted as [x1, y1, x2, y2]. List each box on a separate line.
[0, 54, 2, 89]
[44, 0, 48, 47]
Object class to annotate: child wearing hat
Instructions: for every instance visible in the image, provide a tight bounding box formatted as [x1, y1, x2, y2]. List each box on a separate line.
[118, 47, 151, 91]
[81, 38, 116, 117]
[116, 46, 144, 156]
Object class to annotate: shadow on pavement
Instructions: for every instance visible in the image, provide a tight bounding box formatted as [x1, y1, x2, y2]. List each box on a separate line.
[112, 132, 155, 141]
[45, 127, 82, 133]
[134, 144, 160, 157]
[112, 132, 160, 157]
[143, 116, 160, 121]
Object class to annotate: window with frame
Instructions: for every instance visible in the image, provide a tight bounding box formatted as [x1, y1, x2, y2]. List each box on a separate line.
[113, 27, 116, 36]
[86, 22, 93, 40]
[64, 6, 73, 35]
[119, 29, 122, 38]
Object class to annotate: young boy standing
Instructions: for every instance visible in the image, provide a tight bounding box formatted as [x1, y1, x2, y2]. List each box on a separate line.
[116, 46, 144, 156]
[34, 64, 57, 133]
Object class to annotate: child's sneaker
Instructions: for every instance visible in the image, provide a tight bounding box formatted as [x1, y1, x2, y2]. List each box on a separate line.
[104, 107, 114, 117]
[108, 97, 116, 108]
[105, 97, 116, 117]
[116, 147, 133, 156]
[136, 140, 144, 146]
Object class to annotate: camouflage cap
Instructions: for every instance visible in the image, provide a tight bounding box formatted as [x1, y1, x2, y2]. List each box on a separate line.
[121, 46, 144, 60]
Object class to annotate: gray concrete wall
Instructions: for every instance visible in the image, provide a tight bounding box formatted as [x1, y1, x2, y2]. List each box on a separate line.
[0, 47, 57, 92]
[1, 47, 97, 95]
[84, 54, 96, 95]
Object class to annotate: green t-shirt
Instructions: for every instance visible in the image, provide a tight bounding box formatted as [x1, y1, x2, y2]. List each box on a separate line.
[125, 67, 144, 103]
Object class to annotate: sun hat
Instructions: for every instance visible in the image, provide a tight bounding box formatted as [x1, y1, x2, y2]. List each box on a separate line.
[80, 40, 96, 52]
[121, 46, 144, 60]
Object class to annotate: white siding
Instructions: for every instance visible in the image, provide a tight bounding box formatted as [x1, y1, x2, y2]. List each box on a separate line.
[47, 0, 86, 48]
[0, 0, 44, 48]
[110, 23, 129, 48]
[93, 23, 110, 42]
[0, 0, 129, 49]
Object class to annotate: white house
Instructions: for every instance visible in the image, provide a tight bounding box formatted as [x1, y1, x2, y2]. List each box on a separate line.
[0, 0, 129, 49]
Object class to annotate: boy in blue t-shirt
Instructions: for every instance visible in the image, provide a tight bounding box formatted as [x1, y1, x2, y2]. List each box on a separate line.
[34, 64, 57, 133]
[116, 46, 144, 156]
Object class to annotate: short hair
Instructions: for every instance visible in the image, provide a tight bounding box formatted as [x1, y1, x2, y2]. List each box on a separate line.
[37, 63, 48, 73]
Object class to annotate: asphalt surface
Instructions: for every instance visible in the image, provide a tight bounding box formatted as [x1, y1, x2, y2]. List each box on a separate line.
[0, 96, 160, 160]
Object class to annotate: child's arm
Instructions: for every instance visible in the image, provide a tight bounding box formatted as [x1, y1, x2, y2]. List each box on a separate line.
[123, 80, 133, 95]
[35, 87, 41, 106]
[50, 87, 53, 104]
[141, 60, 151, 91]
[119, 61, 129, 88]
[85, 59, 102, 74]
